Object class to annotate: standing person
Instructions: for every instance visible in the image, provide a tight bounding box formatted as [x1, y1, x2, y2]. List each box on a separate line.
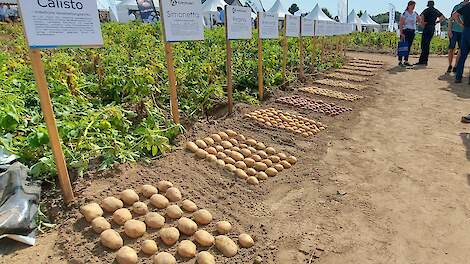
[416, 1, 445, 66]
[0, 4, 5, 22]
[453, 2, 470, 84]
[448, 0, 469, 73]
[217, 6, 225, 25]
[398, 1, 422, 67]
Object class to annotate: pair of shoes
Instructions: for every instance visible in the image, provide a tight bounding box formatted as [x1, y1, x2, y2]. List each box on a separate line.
[453, 67, 457, 73]
[461, 115, 470, 123]
[455, 79, 463, 83]
[404, 61, 412, 67]
[398, 62, 404, 67]
[447, 65, 453, 73]
[415, 62, 428, 66]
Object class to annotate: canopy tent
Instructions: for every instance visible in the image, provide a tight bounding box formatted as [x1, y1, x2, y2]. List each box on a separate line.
[267, 0, 289, 19]
[360, 11, 380, 27]
[305, 4, 336, 22]
[347, 9, 362, 32]
[224, 0, 243, 6]
[115, 0, 159, 23]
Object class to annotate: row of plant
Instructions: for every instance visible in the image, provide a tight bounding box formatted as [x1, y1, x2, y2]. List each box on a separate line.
[0, 22, 345, 184]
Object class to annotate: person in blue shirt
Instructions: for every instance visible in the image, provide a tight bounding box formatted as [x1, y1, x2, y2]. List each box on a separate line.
[217, 6, 225, 25]
[0, 4, 5, 22]
[448, 1, 469, 73]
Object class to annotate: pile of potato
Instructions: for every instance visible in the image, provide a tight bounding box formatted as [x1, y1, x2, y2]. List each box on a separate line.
[348, 62, 383, 69]
[324, 73, 368, 83]
[80, 181, 255, 264]
[313, 79, 367, 91]
[244, 108, 326, 137]
[185, 129, 298, 185]
[276, 96, 352, 116]
[342, 65, 376, 73]
[300, 87, 364, 102]
[351, 58, 384, 66]
[336, 68, 375, 77]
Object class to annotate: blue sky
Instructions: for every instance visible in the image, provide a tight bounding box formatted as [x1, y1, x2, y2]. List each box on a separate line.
[259, 0, 459, 17]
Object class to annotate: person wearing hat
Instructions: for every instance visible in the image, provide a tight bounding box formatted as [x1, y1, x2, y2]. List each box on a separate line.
[416, 1, 445, 66]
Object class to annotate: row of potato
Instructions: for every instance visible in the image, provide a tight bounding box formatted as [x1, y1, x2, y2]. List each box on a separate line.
[80, 181, 254, 264]
[313, 79, 367, 91]
[300, 87, 364, 102]
[276, 95, 352, 116]
[325, 73, 369, 83]
[348, 62, 383, 69]
[351, 58, 384, 65]
[186, 129, 297, 185]
[336, 68, 375, 77]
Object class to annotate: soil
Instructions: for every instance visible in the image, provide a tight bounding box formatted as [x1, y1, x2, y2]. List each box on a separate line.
[2, 52, 470, 264]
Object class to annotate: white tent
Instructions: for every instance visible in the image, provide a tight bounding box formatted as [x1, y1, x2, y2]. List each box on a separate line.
[267, 0, 289, 19]
[360, 11, 380, 27]
[305, 4, 336, 22]
[347, 9, 361, 32]
[116, 0, 160, 23]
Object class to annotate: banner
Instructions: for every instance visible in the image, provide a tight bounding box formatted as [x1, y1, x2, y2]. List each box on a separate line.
[246, 0, 264, 13]
[388, 3, 396, 32]
[338, 0, 347, 23]
[314, 20, 354, 36]
[136, 0, 158, 23]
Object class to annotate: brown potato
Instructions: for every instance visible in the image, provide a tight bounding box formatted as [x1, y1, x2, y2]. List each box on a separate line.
[255, 142, 266, 150]
[181, 199, 198, 212]
[265, 147, 276, 155]
[254, 162, 268, 171]
[141, 185, 158, 198]
[287, 156, 297, 165]
[166, 205, 183, 219]
[240, 148, 252, 157]
[113, 208, 132, 225]
[280, 160, 292, 169]
[229, 138, 238, 146]
[243, 158, 255, 167]
[116, 246, 138, 264]
[165, 187, 182, 202]
[262, 159, 273, 167]
[246, 168, 257, 176]
[205, 154, 217, 163]
[216, 159, 226, 168]
[195, 139, 208, 149]
[177, 240, 197, 258]
[269, 155, 281, 163]
[223, 149, 232, 156]
[91, 217, 111, 234]
[101, 197, 123, 213]
[215, 145, 225, 152]
[225, 129, 237, 137]
[256, 171, 268, 180]
[246, 139, 257, 146]
[157, 180, 173, 192]
[185, 142, 199, 152]
[235, 161, 247, 170]
[235, 169, 248, 180]
[154, 252, 176, 264]
[247, 146, 257, 153]
[236, 134, 246, 141]
[216, 152, 227, 159]
[196, 251, 215, 264]
[80, 202, 103, 222]
[195, 149, 208, 159]
[150, 194, 169, 209]
[124, 219, 146, 238]
[132, 202, 148, 215]
[120, 189, 139, 205]
[221, 141, 233, 149]
[230, 152, 244, 162]
[223, 157, 236, 165]
[216, 221, 232, 234]
[252, 154, 262, 162]
[274, 164, 284, 172]
[145, 212, 165, 229]
[177, 217, 198, 236]
[100, 229, 123, 250]
[218, 132, 229, 140]
[210, 134, 222, 142]
[257, 151, 268, 159]
[194, 230, 215, 246]
[193, 209, 212, 225]
[159, 227, 180, 246]
[206, 147, 217, 155]
[141, 240, 158, 255]
[224, 164, 236, 173]
[239, 234, 255, 248]
[203, 137, 215, 146]
[266, 167, 278, 177]
[215, 235, 238, 257]
[247, 177, 259, 185]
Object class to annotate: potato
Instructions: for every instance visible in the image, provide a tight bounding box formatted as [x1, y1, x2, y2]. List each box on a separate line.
[247, 177, 259, 185]
[203, 137, 215, 146]
[243, 158, 255, 167]
[159, 227, 180, 246]
[223, 149, 232, 156]
[215, 235, 238, 257]
[235, 169, 248, 180]
[145, 212, 165, 229]
[262, 159, 273, 167]
[239, 234, 255, 248]
[246, 168, 257, 176]
[218, 132, 229, 140]
[221, 141, 233, 149]
[265, 147, 276, 155]
[287, 156, 297, 165]
[166, 205, 183, 219]
[225, 129, 237, 137]
[91, 217, 111, 234]
[274, 164, 284, 172]
[193, 209, 212, 225]
[246, 139, 257, 146]
[177, 240, 197, 258]
[266, 167, 278, 177]
[157, 180, 173, 192]
[100, 229, 123, 250]
[206, 147, 217, 155]
[254, 162, 268, 171]
[229, 138, 238, 146]
[154, 252, 176, 264]
[257, 151, 268, 159]
[181, 199, 198, 212]
[216, 221, 232, 234]
[196, 251, 215, 264]
[195, 149, 208, 159]
[132, 202, 149, 215]
[234, 161, 247, 170]
[248, 146, 257, 154]
[236, 134, 246, 141]
[141, 185, 159, 198]
[113, 208, 132, 225]
[185, 142, 198, 153]
[256, 171, 268, 180]
[224, 157, 236, 165]
[141, 240, 158, 255]
[178, 217, 198, 236]
[194, 230, 215, 246]
[239, 143, 248, 148]
[215, 145, 225, 152]
[216, 159, 226, 168]
[224, 164, 236, 173]
[124, 219, 146, 238]
[230, 152, 244, 162]
[215, 152, 226, 159]
[255, 142, 266, 150]
[195, 139, 208, 149]
[205, 154, 217, 163]
[269, 155, 281, 163]
[150, 194, 170, 209]
[166, 187, 182, 202]
[280, 160, 292, 169]
[277, 153, 287, 160]
[116, 246, 138, 264]
[240, 148, 252, 157]
[120, 189, 139, 205]
[101, 197, 124, 213]
[210, 134, 222, 142]
[80, 203, 103, 222]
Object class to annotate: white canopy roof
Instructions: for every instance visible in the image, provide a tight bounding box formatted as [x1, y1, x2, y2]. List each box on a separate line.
[118, 0, 138, 10]
[347, 9, 361, 24]
[202, 0, 227, 12]
[267, 0, 289, 19]
[305, 4, 336, 22]
[360, 11, 380, 26]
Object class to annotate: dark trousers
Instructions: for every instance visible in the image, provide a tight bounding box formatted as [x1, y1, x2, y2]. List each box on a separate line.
[456, 27, 470, 80]
[399, 29, 415, 62]
[418, 27, 434, 64]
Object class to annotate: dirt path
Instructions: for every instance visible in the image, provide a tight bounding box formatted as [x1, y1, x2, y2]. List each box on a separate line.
[2, 53, 470, 264]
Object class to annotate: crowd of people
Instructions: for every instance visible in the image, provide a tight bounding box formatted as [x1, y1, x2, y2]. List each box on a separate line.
[0, 4, 18, 23]
[398, 0, 470, 123]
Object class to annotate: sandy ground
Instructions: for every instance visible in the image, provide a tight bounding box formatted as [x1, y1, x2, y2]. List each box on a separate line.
[2, 52, 470, 264]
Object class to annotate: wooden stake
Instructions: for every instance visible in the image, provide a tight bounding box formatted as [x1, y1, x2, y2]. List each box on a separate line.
[257, 12, 264, 100]
[299, 36, 305, 80]
[282, 15, 288, 81]
[29, 49, 74, 203]
[225, 6, 233, 114]
[163, 42, 180, 124]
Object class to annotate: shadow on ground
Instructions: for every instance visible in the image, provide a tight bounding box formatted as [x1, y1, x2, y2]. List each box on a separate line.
[459, 133, 470, 161]
[438, 73, 470, 99]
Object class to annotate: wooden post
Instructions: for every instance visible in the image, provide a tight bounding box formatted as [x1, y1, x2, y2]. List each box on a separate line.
[282, 15, 288, 81]
[29, 49, 74, 203]
[299, 36, 305, 80]
[225, 6, 233, 114]
[257, 12, 264, 100]
[163, 42, 180, 124]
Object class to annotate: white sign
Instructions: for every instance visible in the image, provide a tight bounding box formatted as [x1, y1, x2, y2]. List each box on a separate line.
[285, 15, 300, 37]
[314, 20, 354, 36]
[259, 12, 279, 39]
[301, 17, 314, 37]
[18, 0, 103, 48]
[226, 6, 252, 40]
[160, 0, 204, 42]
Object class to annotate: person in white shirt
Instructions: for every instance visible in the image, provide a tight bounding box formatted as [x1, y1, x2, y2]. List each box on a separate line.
[398, 1, 423, 66]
